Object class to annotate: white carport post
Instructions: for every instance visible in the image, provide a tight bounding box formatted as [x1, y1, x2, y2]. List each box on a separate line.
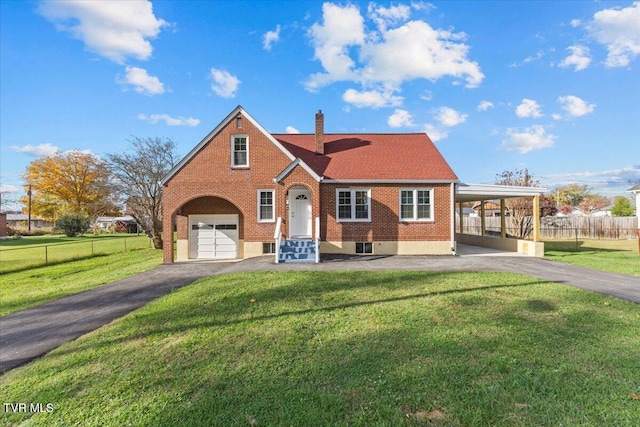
[480, 200, 486, 236]
[500, 199, 506, 238]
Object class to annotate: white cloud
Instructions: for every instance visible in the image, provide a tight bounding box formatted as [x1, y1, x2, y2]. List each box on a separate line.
[588, 2, 640, 68]
[546, 165, 640, 182]
[367, 3, 411, 32]
[544, 165, 640, 195]
[0, 184, 18, 193]
[38, 0, 167, 64]
[138, 113, 200, 127]
[423, 123, 448, 142]
[559, 45, 591, 71]
[305, 2, 484, 102]
[285, 126, 300, 134]
[118, 66, 164, 95]
[306, 3, 365, 91]
[435, 107, 467, 127]
[10, 143, 59, 157]
[342, 87, 403, 108]
[359, 20, 484, 88]
[570, 19, 582, 28]
[263, 25, 281, 51]
[510, 50, 545, 67]
[515, 98, 543, 118]
[419, 90, 433, 101]
[557, 95, 595, 117]
[477, 100, 494, 111]
[501, 125, 556, 153]
[209, 68, 240, 98]
[388, 109, 415, 128]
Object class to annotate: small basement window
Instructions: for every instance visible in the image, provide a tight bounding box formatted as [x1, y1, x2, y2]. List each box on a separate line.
[263, 242, 276, 254]
[355, 242, 373, 254]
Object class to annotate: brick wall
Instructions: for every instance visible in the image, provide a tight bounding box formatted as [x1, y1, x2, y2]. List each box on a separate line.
[320, 183, 452, 242]
[0, 213, 6, 238]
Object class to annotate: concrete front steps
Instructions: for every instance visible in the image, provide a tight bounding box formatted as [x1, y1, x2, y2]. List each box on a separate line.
[278, 239, 317, 263]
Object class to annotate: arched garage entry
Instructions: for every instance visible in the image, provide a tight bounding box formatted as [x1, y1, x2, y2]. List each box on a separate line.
[174, 196, 244, 260]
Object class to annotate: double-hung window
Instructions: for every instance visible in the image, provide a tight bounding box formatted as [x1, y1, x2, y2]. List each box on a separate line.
[336, 189, 370, 221]
[400, 189, 433, 221]
[257, 190, 275, 222]
[231, 135, 248, 167]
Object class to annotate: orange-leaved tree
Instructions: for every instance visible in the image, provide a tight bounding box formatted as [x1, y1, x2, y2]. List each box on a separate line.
[21, 151, 119, 221]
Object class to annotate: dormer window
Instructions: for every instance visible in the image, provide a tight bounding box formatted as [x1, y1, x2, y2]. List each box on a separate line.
[231, 135, 248, 168]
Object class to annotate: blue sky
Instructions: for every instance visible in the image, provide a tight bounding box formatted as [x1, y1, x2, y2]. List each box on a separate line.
[1, 0, 639, 210]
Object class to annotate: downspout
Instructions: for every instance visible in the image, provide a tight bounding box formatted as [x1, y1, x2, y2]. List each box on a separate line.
[450, 182, 456, 255]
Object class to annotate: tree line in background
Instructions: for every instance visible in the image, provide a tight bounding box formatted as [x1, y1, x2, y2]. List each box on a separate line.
[18, 137, 178, 248]
[12, 150, 638, 246]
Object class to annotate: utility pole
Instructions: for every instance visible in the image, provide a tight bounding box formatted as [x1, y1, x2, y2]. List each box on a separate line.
[27, 185, 32, 232]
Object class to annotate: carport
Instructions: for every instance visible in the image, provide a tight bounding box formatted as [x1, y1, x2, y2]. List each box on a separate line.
[455, 183, 548, 257]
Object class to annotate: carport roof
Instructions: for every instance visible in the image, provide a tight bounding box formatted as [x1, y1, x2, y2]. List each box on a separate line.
[456, 183, 547, 203]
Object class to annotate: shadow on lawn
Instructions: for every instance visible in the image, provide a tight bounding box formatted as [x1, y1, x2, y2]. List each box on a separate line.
[47, 272, 548, 358]
[545, 240, 634, 253]
[0, 253, 110, 275]
[21, 273, 635, 426]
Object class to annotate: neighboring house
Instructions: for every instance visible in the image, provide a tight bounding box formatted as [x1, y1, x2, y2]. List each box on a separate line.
[556, 207, 586, 217]
[591, 205, 613, 217]
[95, 215, 139, 233]
[161, 106, 458, 263]
[471, 200, 508, 217]
[5, 213, 53, 229]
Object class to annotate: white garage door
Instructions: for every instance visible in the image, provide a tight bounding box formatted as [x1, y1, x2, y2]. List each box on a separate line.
[189, 214, 239, 259]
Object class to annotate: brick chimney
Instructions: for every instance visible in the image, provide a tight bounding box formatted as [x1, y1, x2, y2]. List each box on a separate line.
[315, 109, 324, 155]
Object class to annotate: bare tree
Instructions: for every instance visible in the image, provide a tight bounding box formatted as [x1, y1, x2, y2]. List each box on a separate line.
[107, 137, 179, 249]
[495, 168, 540, 238]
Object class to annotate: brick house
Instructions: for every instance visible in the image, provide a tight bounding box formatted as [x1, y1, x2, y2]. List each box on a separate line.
[161, 105, 458, 263]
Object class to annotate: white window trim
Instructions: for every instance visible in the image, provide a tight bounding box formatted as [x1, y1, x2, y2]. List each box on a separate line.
[399, 188, 434, 222]
[257, 189, 275, 223]
[231, 134, 249, 168]
[336, 188, 371, 222]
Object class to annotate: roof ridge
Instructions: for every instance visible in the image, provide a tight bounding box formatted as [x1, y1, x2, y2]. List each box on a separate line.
[272, 132, 428, 136]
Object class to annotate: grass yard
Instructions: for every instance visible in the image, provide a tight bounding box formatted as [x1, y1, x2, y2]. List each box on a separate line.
[2, 271, 638, 426]
[0, 234, 153, 273]
[0, 248, 162, 316]
[545, 239, 640, 277]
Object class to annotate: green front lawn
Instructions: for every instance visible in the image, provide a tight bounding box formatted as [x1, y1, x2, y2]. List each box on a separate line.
[0, 248, 162, 316]
[0, 234, 153, 273]
[545, 239, 640, 276]
[2, 271, 638, 426]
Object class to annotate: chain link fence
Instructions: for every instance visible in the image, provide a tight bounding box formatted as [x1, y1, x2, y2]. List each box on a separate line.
[0, 236, 153, 273]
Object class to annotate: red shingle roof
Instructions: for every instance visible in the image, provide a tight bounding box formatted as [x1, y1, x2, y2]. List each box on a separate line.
[273, 133, 458, 181]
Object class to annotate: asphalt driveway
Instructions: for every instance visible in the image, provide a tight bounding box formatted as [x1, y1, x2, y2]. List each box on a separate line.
[2, 246, 639, 373]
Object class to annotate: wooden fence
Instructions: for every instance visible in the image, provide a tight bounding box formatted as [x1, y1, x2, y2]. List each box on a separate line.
[459, 216, 639, 240]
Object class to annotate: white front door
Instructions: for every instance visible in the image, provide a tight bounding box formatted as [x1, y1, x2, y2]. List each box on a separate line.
[189, 214, 238, 259]
[289, 189, 312, 238]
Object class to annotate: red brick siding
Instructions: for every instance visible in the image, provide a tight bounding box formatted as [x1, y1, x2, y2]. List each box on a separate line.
[162, 113, 320, 262]
[320, 183, 452, 242]
[0, 213, 6, 238]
